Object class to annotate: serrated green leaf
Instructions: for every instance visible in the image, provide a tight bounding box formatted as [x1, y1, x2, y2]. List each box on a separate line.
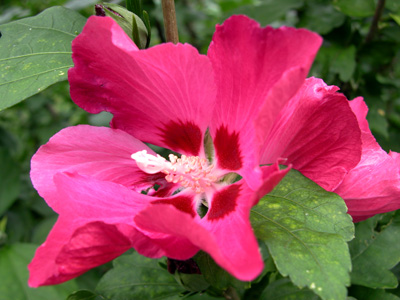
[350, 285, 400, 300]
[229, 0, 304, 26]
[0, 243, 78, 300]
[251, 170, 354, 300]
[333, 0, 376, 17]
[0, 147, 20, 215]
[95, 251, 183, 300]
[0, 6, 86, 111]
[349, 212, 400, 288]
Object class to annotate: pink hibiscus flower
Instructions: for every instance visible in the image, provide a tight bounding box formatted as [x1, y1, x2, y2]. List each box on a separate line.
[28, 15, 364, 287]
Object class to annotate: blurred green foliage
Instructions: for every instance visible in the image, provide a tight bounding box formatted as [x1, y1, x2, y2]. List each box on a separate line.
[1, 0, 400, 299]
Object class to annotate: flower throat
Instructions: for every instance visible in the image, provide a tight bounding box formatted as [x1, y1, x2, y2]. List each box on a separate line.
[131, 150, 217, 193]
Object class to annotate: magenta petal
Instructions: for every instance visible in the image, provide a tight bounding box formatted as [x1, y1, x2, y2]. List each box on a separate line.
[333, 98, 400, 222]
[135, 203, 263, 281]
[135, 164, 289, 281]
[50, 171, 154, 220]
[28, 217, 155, 287]
[28, 172, 167, 287]
[260, 77, 362, 190]
[208, 16, 322, 189]
[51, 172, 166, 258]
[69, 16, 216, 156]
[30, 125, 169, 210]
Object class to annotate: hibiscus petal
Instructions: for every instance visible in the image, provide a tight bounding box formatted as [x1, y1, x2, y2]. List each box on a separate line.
[51, 172, 152, 217]
[29, 218, 136, 287]
[333, 98, 400, 222]
[208, 15, 322, 189]
[260, 77, 362, 191]
[135, 203, 263, 281]
[29, 172, 168, 287]
[69, 16, 216, 156]
[53, 172, 165, 259]
[30, 125, 169, 210]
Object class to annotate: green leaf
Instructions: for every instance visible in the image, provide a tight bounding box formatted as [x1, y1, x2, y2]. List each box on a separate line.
[386, 0, 400, 14]
[229, 0, 304, 26]
[0, 148, 20, 215]
[350, 285, 400, 300]
[0, 6, 86, 111]
[312, 44, 356, 83]
[297, 3, 345, 35]
[193, 251, 250, 291]
[367, 107, 389, 139]
[390, 13, 400, 26]
[0, 243, 78, 300]
[67, 290, 103, 300]
[251, 169, 354, 300]
[31, 215, 57, 244]
[349, 212, 400, 288]
[260, 278, 321, 300]
[95, 251, 183, 299]
[333, 0, 376, 17]
[330, 45, 356, 82]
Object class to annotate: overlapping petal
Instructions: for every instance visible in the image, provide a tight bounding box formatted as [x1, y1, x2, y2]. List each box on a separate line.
[259, 77, 362, 190]
[28, 172, 166, 287]
[30, 125, 170, 211]
[333, 98, 400, 222]
[69, 16, 216, 156]
[135, 163, 289, 280]
[208, 15, 322, 189]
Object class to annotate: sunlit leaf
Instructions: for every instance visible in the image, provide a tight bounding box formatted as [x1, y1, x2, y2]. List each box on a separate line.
[251, 170, 354, 300]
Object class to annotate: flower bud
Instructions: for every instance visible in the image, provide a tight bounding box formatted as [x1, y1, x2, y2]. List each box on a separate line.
[94, 3, 148, 49]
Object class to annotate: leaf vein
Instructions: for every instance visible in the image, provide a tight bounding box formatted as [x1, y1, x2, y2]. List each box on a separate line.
[0, 65, 70, 87]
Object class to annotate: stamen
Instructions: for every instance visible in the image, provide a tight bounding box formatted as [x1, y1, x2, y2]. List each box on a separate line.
[131, 150, 217, 193]
[131, 150, 169, 174]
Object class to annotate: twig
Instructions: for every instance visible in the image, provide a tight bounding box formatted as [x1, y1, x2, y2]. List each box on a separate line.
[365, 0, 386, 43]
[161, 0, 179, 43]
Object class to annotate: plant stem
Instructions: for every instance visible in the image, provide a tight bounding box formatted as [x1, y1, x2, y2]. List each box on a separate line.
[365, 0, 386, 43]
[161, 0, 179, 43]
